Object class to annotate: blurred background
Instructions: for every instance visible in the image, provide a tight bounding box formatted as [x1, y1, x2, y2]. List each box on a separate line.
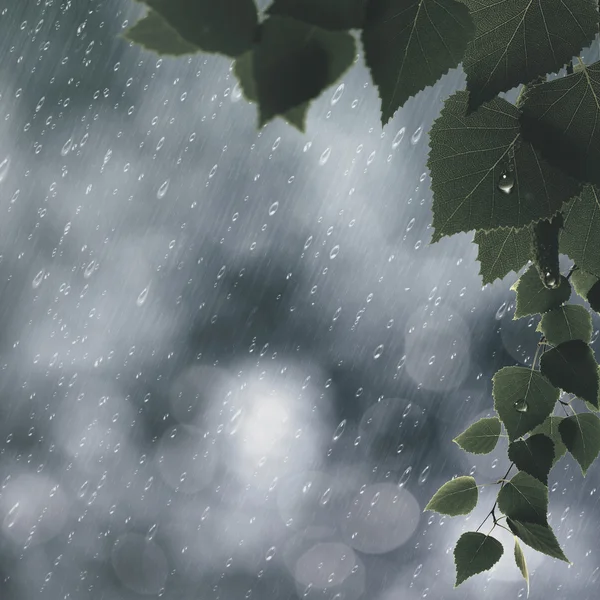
[0, 1, 599, 599]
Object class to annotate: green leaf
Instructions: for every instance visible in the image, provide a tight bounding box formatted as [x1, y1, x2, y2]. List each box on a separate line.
[459, 0, 599, 113]
[508, 435, 555, 485]
[454, 532, 504, 586]
[560, 185, 600, 278]
[587, 280, 600, 314]
[538, 305, 593, 346]
[139, 0, 258, 57]
[427, 91, 580, 241]
[267, 0, 366, 30]
[424, 476, 478, 516]
[531, 416, 567, 465]
[233, 51, 308, 131]
[497, 471, 548, 524]
[514, 538, 529, 596]
[474, 227, 531, 285]
[531, 214, 563, 290]
[507, 519, 569, 562]
[520, 61, 600, 188]
[558, 413, 600, 476]
[571, 268, 599, 300]
[540, 340, 599, 407]
[493, 366, 559, 441]
[123, 9, 200, 56]
[253, 16, 355, 127]
[362, 0, 474, 125]
[453, 417, 501, 454]
[512, 265, 571, 319]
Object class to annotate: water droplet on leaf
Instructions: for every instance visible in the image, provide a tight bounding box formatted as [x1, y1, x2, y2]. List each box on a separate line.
[514, 399, 528, 412]
[498, 171, 515, 194]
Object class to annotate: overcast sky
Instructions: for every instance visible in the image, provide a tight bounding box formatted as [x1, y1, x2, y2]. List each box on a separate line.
[0, 1, 599, 599]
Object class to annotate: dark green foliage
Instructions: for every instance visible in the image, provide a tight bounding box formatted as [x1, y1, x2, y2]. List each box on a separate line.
[267, 0, 367, 30]
[459, 0, 599, 113]
[425, 476, 478, 516]
[497, 471, 548, 523]
[531, 214, 563, 290]
[520, 61, 600, 188]
[507, 519, 569, 562]
[427, 92, 580, 241]
[558, 414, 600, 475]
[560, 186, 600, 278]
[540, 340, 599, 408]
[253, 17, 355, 127]
[512, 265, 570, 319]
[454, 532, 503, 586]
[137, 0, 259, 57]
[474, 227, 531, 285]
[362, 0, 475, 125]
[492, 366, 559, 441]
[453, 417, 501, 454]
[538, 304, 592, 346]
[508, 435, 554, 484]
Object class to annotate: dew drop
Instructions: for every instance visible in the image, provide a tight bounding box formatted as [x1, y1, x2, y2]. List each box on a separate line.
[514, 399, 528, 412]
[543, 270, 560, 289]
[498, 171, 515, 194]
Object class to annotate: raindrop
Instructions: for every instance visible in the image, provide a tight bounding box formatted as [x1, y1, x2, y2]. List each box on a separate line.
[0, 157, 10, 183]
[495, 301, 508, 320]
[392, 128, 405, 149]
[329, 245, 340, 259]
[265, 546, 277, 561]
[319, 148, 331, 165]
[410, 126, 423, 144]
[498, 171, 515, 194]
[268, 201, 279, 216]
[373, 344, 384, 359]
[136, 285, 150, 307]
[145, 523, 158, 542]
[61, 137, 73, 156]
[320, 487, 332, 505]
[419, 466, 430, 484]
[333, 419, 346, 441]
[32, 269, 45, 289]
[542, 270, 559, 289]
[4, 503, 19, 529]
[331, 83, 345, 105]
[84, 260, 96, 279]
[514, 399, 528, 412]
[398, 466, 412, 487]
[157, 179, 170, 199]
[406, 218, 415, 232]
